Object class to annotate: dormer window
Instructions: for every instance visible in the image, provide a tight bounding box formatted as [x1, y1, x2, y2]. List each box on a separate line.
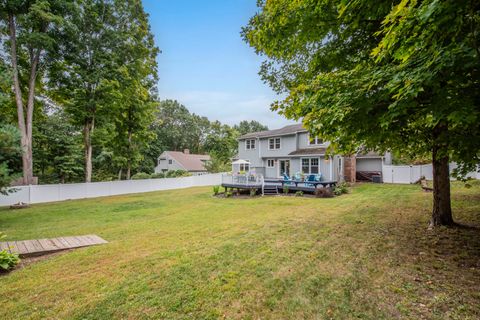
[246, 139, 256, 150]
[309, 136, 323, 145]
[268, 137, 281, 150]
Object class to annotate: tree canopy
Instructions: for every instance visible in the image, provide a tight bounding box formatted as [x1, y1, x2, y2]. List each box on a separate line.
[243, 0, 480, 226]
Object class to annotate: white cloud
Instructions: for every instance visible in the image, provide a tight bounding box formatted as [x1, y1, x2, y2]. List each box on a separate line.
[159, 90, 295, 129]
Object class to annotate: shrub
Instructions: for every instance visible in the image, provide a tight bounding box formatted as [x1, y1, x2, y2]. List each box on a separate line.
[333, 182, 349, 196]
[213, 185, 220, 195]
[295, 191, 304, 197]
[250, 188, 256, 197]
[283, 185, 289, 194]
[0, 250, 20, 271]
[165, 170, 191, 178]
[315, 187, 334, 198]
[225, 191, 232, 198]
[131, 172, 151, 180]
[0, 232, 20, 271]
[151, 172, 165, 179]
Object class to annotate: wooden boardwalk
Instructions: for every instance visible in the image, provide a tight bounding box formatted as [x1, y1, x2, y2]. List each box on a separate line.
[0, 234, 108, 257]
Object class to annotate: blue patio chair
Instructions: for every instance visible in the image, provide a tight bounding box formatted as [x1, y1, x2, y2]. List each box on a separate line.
[305, 174, 317, 187]
[282, 173, 294, 185]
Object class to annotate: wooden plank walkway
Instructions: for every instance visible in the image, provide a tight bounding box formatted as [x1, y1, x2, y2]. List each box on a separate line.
[0, 234, 108, 257]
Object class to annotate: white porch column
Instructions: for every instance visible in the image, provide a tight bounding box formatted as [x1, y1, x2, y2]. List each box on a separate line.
[329, 158, 333, 180]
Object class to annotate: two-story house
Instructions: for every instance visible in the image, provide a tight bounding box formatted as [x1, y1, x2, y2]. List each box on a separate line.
[235, 124, 391, 181]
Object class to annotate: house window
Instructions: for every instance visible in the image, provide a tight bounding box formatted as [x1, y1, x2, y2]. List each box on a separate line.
[268, 137, 281, 150]
[309, 135, 323, 145]
[168, 159, 173, 164]
[240, 163, 250, 172]
[302, 158, 320, 174]
[246, 139, 256, 150]
[267, 159, 275, 168]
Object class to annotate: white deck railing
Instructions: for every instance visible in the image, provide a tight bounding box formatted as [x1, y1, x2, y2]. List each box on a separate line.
[221, 174, 264, 186]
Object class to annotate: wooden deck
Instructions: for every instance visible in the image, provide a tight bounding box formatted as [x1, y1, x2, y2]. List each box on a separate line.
[0, 234, 108, 257]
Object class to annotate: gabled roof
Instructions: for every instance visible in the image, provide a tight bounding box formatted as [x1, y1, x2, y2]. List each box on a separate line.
[238, 123, 306, 139]
[162, 151, 210, 172]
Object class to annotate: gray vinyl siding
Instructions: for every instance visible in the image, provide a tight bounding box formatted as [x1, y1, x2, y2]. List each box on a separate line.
[290, 159, 301, 176]
[237, 139, 263, 167]
[298, 132, 330, 149]
[265, 165, 277, 178]
[259, 134, 297, 158]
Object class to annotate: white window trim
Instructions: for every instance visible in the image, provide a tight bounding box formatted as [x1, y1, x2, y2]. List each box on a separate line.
[245, 139, 256, 150]
[308, 134, 324, 146]
[267, 159, 275, 168]
[301, 157, 320, 174]
[268, 137, 281, 150]
[239, 161, 250, 172]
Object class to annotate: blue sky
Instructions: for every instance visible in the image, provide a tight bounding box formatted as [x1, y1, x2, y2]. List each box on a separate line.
[142, 0, 293, 129]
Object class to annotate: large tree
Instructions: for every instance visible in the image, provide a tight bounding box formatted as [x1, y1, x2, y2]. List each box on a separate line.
[49, 0, 122, 182]
[243, 0, 480, 227]
[233, 120, 268, 136]
[0, 0, 69, 184]
[110, 0, 159, 180]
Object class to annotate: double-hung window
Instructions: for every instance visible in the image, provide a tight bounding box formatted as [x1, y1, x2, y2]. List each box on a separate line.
[240, 163, 250, 172]
[308, 135, 323, 145]
[302, 158, 319, 174]
[268, 137, 281, 150]
[246, 139, 256, 150]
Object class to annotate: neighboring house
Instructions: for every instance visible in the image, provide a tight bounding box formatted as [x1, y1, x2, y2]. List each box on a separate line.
[235, 124, 391, 182]
[154, 149, 210, 175]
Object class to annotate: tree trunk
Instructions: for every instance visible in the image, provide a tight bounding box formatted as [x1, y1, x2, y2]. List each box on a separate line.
[84, 118, 94, 182]
[430, 124, 454, 227]
[118, 169, 122, 180]
[431, 151, 453, 227]
[25, 48, 41, 185]
[126, 130, 132, 180]
[8, 13, 32, 185]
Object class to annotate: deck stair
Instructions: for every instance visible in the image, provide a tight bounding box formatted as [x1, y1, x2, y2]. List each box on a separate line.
[263, 184, 278, 195]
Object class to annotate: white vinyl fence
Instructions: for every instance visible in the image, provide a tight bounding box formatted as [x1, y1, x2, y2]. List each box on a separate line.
[382, 163, 479, 184]
[0, 173, 223, 207]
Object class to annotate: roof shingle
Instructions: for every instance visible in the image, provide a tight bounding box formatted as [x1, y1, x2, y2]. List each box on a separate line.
[238, 123, 306, 139]
[288, 148, 327, 156]
[165, 151, 210, 172]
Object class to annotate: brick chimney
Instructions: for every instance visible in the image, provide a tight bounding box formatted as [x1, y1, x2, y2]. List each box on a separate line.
[183, 149, 190, 154]
[343, 156, 356, 183]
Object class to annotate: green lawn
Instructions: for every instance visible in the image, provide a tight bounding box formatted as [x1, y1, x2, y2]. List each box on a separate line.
[0, 183, 479, 319]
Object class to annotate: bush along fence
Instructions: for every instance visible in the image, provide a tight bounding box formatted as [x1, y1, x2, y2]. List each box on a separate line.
[382, 163, 479, 184]
[0, 173, 223, 207]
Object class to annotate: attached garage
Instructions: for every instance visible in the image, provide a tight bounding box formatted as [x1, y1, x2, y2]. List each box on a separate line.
[356, 157, 383, 172]
[355, 152, 390, 182]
